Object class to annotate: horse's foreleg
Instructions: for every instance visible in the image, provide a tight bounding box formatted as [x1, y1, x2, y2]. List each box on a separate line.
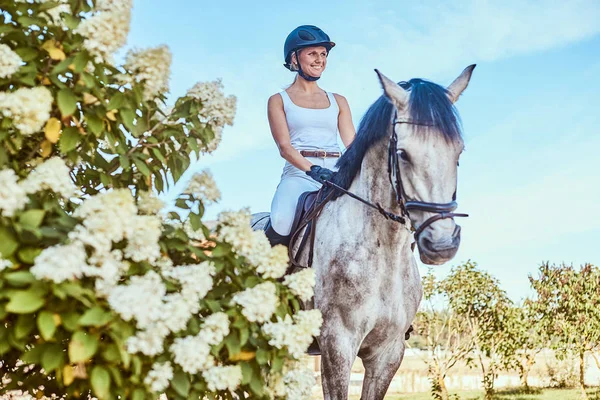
[359, 339, 405, 400]
[320, 332, 358, 400]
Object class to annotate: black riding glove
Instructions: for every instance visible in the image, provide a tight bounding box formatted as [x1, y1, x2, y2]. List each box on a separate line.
[306, 165, 335, 184]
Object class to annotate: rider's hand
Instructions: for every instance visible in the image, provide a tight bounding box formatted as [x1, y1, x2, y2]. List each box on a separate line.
[306, 165, 335, 184]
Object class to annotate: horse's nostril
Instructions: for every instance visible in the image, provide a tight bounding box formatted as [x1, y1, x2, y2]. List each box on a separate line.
[419, 236, 435, 253]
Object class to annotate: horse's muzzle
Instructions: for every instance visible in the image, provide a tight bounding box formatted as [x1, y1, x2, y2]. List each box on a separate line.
[417, 224, 461, 265]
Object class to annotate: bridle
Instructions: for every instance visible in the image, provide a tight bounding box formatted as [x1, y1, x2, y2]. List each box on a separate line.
[323, 110, 468, 242]
[291, 105, 469, 268]
[387, 111, 468, 239]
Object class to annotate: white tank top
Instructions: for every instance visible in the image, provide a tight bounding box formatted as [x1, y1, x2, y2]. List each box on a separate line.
[279, 90, 340, 152]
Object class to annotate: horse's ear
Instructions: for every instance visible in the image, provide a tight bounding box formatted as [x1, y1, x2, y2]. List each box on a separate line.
[447, 64, 476, 103]
[375, 69, 408, 110]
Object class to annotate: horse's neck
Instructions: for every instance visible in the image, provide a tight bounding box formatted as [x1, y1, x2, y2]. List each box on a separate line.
[345, 139, 413, 249]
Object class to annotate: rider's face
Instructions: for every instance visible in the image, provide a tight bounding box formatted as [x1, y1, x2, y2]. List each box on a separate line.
[293, 46, 328, 77]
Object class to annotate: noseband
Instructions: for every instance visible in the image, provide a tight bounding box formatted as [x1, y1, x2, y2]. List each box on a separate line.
[389, 111, 468, 239]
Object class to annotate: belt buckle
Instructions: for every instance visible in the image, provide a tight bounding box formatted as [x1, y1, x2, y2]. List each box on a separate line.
[318, 149, 327, 159]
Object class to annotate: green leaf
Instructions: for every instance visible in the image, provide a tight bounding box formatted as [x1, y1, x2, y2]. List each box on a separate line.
[171, 370, 190, 397]
[4, 271, 35, 287]
[86, 115, 104, 136]
[151, 148, 166, 163]
[133, 158, 150, 177]
[0, 227, 19, 257]
[78, 307, 112, 327]
[189, 212, 201, 231]
[72, 52, 90, 73]
[131, 389, 145, 400]
[59, 127, 81, 153]
[240, 362, 252, 385]
[57, 88, 78, 117]
[120, 108, 135, 131]
[19, 209, 46, 229]
[38, 311, 57, 341]
[107, 92, 125, 109]
[91, 366, 111, 400]
[68, 331, 99, 363]
[61, 312, 81, 331]
[17, 247, 42, 264]
[21, 343, 46, 364]
[42, 344, 63, 372]
[6, 290, 45, 314]
[255, 348, 269, 365]
[15, 47, 38, 62]
[224, 331, 241, 356]
[119, 155, 130, 170]
[15, 314, 35, 339]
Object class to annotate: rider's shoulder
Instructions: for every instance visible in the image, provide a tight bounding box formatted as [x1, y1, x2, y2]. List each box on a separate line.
[332, 93, 350, 107]
[268, 92, 284, 106]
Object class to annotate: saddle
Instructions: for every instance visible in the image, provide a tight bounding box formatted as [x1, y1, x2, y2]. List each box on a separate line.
[263, 185, 334, 270]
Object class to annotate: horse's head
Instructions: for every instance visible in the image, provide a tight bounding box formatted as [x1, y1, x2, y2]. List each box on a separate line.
[375, 65, 475, 265]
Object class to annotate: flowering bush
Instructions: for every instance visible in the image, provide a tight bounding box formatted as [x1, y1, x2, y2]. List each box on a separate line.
[0, 0, 321, 399]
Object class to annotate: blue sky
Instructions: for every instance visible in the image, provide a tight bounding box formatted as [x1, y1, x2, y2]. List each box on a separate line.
[125, 0, 600, 301]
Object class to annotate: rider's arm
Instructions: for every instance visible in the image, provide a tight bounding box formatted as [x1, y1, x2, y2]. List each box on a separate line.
[334, 93, 356, 148]
[267, 94, 313, 172]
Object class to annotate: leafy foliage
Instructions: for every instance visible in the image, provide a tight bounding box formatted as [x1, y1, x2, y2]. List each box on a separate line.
[0, 1, 317, 399]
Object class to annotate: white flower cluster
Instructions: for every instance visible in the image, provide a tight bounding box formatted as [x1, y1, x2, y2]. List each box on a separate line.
[123, 215, 162, 262]
[217, 209, 288, 279]
[169, 311, 228, 374]
[0, 44, 22, 79]
[20, 157, 75, 199]
[186, 78, 236, 127]
[0, 253, 13, 272]
[202, 365, 243, 392]
[283, 268, 316, 302]
[115, 263, 215, 356]
[262, 310, 322, 359]
[124, 45, 172, 101]
[0, 169, 29, 217]
[231, 281, 279, 323]
[71, 189, 162, 264]
[266, 359, 317, 400]
[74, 0, 132, 64]
[137, 191, 164, 214]
[31, 242, 88, 283]
[183, 218, 205, 241]
[184, 169, 221, 204]
[0, 87, 53, 135]
[143, 361, 173, 393]
[199, 312, 230, 345]
[42, 0, 71, 27]
[169, 334, 213, 374]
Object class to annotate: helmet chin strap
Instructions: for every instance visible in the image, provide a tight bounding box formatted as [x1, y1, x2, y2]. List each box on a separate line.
[295, 50, 320, 82]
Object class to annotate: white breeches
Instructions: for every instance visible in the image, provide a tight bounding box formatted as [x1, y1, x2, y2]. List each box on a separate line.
[270, 157, 339, 236]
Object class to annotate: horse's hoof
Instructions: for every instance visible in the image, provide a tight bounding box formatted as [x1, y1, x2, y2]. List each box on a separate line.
[307, 339, 321, 356]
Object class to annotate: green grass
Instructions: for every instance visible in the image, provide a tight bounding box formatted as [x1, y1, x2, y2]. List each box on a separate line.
[347, 387, 600, 400]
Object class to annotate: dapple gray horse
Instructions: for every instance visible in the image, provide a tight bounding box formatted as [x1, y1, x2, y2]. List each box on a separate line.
[254, 65, 474, 399]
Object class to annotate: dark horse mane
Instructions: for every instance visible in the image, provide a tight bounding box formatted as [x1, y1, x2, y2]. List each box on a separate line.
[332, 78, 463, 197]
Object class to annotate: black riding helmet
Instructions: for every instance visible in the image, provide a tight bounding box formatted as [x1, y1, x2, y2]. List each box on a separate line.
[283, 25, 335, 81]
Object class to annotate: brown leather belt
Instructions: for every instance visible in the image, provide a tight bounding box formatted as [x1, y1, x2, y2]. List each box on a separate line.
[300, 150, 341, 158]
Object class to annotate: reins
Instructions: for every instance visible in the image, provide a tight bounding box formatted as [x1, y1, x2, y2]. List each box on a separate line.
[289, 111, 469, 269]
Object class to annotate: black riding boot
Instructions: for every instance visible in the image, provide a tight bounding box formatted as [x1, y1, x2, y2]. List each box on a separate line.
[264, 223, 291, 247]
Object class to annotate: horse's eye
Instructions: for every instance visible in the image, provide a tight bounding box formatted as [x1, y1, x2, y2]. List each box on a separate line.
[398, 149, 409, 162]
[457, 160, 460, 167]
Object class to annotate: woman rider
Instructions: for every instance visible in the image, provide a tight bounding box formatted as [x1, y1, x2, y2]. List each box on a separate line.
[265, 25, 356, 246]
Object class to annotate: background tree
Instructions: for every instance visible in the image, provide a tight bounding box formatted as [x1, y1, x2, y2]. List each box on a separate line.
[496, 302, 544, 390]
[441, 260, 512, 400]
[0, 0, 320, 399]
[413, 270, 474, 400]
[529, 262, 600, 400]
